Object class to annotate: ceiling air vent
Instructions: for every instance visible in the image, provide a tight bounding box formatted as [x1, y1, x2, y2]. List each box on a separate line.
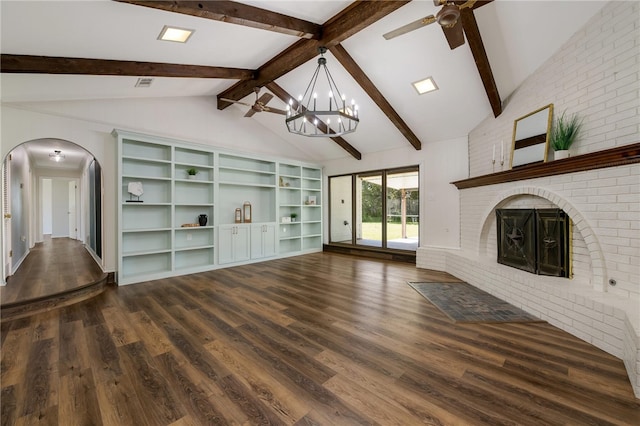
[135, 78, 154, 88]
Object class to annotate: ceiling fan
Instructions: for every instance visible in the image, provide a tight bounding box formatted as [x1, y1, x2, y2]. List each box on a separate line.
[220, 87, 287, 117]
[383, 0, 492, 50]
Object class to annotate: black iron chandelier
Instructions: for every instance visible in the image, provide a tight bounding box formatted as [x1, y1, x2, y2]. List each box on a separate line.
[285, 47, 359, 137]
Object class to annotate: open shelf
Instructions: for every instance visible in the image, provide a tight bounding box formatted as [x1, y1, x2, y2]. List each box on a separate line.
[175, 248, 215, 271]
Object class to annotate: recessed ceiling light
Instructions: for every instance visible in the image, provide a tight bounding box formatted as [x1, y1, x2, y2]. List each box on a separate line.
[412, 77, 439, 95]
[158, 25, 194, 43]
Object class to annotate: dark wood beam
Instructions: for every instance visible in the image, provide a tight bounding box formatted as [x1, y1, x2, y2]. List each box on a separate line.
[114, 0, 322, 39]
[461, 9, 502, 117]
[218, 39, 319, 110]
[320, 1, 410, 45]
[266, 82, 362, 160]
[0, 54, 254, 79]
[329, 44, 422, 151]
[217, 1, 410, 109]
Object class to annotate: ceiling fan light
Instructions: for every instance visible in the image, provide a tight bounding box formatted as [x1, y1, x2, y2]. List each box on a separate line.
[436, 4, 460, 27]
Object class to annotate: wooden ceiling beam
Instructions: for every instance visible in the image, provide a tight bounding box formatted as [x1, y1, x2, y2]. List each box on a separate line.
[461, 9, 502, 117]
[217, 1, 410, 110]
[218, 38, 319, 110]
[329, 44, 422, 151]
[266, 82, 362, 160]
[114, 0, 322, 39]
[0, 54, 254, 79]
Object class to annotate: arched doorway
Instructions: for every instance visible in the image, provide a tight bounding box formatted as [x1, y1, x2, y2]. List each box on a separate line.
[1, 138, 104, 304]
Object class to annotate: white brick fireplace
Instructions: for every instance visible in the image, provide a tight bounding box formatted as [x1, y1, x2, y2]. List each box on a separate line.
[418, 161, 639, 397]
[419, 1, 639, 397]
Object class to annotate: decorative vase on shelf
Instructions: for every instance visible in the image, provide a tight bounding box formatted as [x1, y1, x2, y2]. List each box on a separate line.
[198, 214, 208, 226]
[554, 150, 570, 160]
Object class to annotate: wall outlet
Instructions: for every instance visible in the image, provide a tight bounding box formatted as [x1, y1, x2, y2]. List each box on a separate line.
[187, 233, 192, 241]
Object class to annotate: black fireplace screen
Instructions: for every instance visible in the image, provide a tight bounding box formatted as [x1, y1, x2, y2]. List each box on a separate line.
[496, 209, 571, 277]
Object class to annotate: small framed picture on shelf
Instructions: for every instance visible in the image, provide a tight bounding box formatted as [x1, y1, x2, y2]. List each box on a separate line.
[281, 216, 291, 223]
[306, 195, 316, 205]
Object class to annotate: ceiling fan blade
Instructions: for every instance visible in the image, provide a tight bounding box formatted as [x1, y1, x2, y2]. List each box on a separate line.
[262, 106, 287, 115]
[220, 98, 253, 108]
[441, 20, 465, 50]
[383, 15, 436, 40]
[244, 108, 258, 118]
[256, 93, 273, 106]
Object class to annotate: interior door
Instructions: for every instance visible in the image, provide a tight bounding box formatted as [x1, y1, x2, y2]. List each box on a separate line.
[68, 180, 77, 239]
[52, 179, 70, 237]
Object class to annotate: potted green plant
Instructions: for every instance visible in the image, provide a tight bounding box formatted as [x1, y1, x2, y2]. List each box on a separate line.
[290, 212, 298, 222]
[186, 167, 198, 179]
[551, 111, 582, 160]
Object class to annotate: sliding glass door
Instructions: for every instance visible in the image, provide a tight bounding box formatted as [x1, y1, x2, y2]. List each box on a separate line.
[357, 171, 383, 248]
[329, 166, 419, 251]
[386, 169, 419, 250]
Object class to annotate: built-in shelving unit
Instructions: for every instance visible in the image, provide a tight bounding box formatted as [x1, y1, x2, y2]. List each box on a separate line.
[278, 163, 303, 254]
[301, 167, 322, 251]
[115, 130, 323, 285]
[173, 147, 215, 273]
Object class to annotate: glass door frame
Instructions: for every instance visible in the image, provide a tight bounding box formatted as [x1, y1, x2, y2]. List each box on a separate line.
[328, 165, 419, 253]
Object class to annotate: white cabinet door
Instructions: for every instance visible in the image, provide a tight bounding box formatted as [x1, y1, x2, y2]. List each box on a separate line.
[219, 225, 250, 264]
[250, 225, 263, 259]
[251, 223, 277, 259]
[218, 225, 235, 264]
[234, 225, 250, 262]
[263, 224, 276, 258]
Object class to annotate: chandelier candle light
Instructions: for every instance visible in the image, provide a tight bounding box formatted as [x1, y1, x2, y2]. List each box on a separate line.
[285, 47, 359, 137]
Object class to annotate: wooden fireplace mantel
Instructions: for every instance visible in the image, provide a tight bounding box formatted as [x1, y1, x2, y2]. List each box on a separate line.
[453, 142, 640, 189]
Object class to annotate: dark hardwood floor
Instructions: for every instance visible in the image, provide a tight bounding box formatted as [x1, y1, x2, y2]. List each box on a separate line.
[0, 236, 105, 305]
[2, 252, 638, 425]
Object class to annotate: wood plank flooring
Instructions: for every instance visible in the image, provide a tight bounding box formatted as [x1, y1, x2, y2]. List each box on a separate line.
[2, 253, 638, 425]
[1, 237, 105, 305]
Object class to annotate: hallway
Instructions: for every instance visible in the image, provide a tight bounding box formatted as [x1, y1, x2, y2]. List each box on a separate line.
[1, 237, 104, 306]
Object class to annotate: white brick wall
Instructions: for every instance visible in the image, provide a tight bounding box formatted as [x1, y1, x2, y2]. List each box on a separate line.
[419, 1, 640, 398]
[469, 1, 639, 177]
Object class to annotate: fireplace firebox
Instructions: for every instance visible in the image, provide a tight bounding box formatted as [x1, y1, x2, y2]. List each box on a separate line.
[496, 209, 571, 277]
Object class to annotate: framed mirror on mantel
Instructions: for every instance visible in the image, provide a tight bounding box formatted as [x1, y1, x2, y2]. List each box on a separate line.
[511, 104, 554, 168]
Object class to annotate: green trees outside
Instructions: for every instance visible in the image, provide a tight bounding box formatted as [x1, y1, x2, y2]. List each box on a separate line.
[360, 180, 419, 223]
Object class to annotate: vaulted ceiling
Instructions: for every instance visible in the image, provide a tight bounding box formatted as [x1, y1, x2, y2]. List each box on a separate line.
[1, 1, 607, 163]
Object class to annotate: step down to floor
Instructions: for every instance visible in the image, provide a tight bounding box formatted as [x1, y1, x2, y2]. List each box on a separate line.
[1, 274, 112, 323]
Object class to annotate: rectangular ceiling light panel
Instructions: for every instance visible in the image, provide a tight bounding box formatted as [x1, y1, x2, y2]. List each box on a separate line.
[412, 77, 438, 95]
[158, 25, 194, 43]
